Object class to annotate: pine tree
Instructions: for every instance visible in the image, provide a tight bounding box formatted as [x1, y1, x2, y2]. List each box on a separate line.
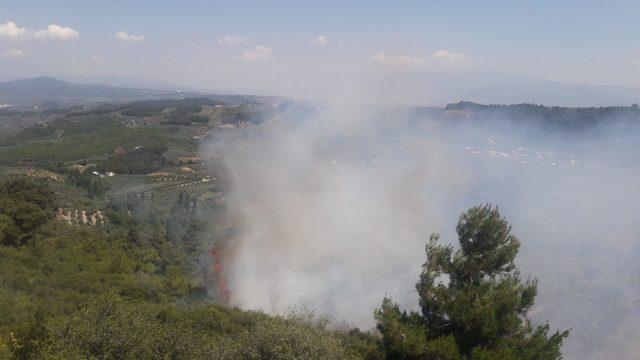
[375, 205, 569, 359]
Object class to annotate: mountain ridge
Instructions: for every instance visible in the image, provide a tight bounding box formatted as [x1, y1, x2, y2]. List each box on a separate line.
[0, 77, 287, 108]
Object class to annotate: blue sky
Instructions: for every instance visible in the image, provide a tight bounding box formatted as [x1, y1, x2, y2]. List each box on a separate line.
[2, 0, 640, 99]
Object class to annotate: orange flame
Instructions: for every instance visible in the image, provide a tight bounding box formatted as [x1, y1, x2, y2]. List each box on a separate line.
[210, 247, 230, 304]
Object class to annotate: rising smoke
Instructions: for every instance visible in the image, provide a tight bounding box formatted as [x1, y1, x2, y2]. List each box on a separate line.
[202, 94, 640, 359]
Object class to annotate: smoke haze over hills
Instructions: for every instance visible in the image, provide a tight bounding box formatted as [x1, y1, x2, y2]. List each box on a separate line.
[204, 95, 640, 359]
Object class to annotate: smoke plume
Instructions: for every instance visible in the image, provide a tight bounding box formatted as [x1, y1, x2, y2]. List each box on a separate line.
[202, 98, 640, 359]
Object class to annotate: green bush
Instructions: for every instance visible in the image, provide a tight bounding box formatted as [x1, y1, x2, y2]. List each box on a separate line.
[375, 205, 569, 360]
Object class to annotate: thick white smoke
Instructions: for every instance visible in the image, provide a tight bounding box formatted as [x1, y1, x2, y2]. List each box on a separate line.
[203, 102, 640, 359]
[205, 105, 469, 321]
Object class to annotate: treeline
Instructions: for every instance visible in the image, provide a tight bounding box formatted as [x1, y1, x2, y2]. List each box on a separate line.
[161, 105, 210, 125]
[42, 99, 215, 125]
[445, 101, 640, 130]
[64, 167, 107, 198]
[0, 179, 55, 247]
[0, 109, 22, 116]
[8, 116, 124, 144]
[121, 98, 223, 117]
[212, 104, 276, 126]
[98, 144, 168, 174]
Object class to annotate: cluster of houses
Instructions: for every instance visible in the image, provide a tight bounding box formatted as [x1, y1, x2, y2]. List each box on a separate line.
[55, 208, 106, 226]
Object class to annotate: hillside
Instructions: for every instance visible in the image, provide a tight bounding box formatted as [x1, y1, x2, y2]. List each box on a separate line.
[0, 96, 384, 359]
[2, 97, 630, 359]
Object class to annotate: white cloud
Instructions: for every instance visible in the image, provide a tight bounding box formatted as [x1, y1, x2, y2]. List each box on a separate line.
[373, 50, 467, 69]
[634, 59, 640, 66]
[0, 21, 79, 41]
[0, 21, 29, 40]
[2, 48, 26, 58]
[188, 42, 204, 49]
[241, 45, 272, 62]
[218, 34, 248, 44]
[372, 52, 426, 67]
[114, 31, 146, 42]
[34, 24, 79, 41]
[89, 55, 102, 62]
[314, 35, 329, 45]
[432, 49, 464, 61]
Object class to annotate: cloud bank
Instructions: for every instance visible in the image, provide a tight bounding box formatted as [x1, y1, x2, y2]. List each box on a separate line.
[0, 21, 78, 41]
[218, 34, 249, 44]
[314, 36, 329, 45]
[372, 52, 427, 68]
[34, 24, 79, 41]
[432, 49, 464, 61]
[0, 21, 30, 41]
[114, 31, 146, 42]
[241, 45, 272, 62]
[372, 49, 466, 69]
[2, 48, 26, 58]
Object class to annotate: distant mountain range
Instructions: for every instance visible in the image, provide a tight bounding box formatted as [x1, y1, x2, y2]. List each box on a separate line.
[0, 77, 203, 107]
[423, 72, 640, 107]
[352, 71, 640, 107]
[2, 74, 639, 109]
[0, 77, 289, 108]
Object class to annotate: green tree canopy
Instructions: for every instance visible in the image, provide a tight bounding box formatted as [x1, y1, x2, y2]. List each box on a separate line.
[0, 178, 55, 246]
[375, 205, 569, 360]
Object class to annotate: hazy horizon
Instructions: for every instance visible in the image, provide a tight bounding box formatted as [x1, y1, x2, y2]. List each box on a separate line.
[3, 1, 640, 105]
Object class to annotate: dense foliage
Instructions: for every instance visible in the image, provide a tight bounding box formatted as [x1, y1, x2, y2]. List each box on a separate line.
[65, 168, 107, 198]
[375, 205, 569, 359]
[445, 101, 640, 130]
[0, 179, 55, 246]
[162, 114, 210, 125]
[0, 178, 382, 359]
[98, 144, 169, 174]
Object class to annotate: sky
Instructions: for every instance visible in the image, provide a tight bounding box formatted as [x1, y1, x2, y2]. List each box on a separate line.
[2, 0, 640, 99]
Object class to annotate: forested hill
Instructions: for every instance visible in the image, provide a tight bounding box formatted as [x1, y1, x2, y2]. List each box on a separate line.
[445, 101, 640, 130]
